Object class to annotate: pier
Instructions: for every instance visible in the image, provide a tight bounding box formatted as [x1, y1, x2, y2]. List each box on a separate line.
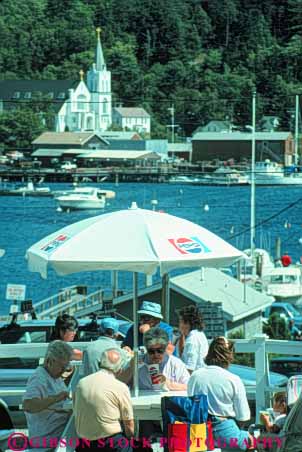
[0, 162, 250, 184]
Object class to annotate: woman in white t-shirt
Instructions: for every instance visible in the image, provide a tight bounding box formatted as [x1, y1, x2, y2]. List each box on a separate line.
[175, 305, 209, 372]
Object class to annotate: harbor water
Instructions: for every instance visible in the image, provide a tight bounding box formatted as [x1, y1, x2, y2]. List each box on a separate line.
[0, 182, 301, 315]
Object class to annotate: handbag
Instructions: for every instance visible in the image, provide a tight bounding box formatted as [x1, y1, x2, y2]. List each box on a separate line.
[161, 394, 214, 452]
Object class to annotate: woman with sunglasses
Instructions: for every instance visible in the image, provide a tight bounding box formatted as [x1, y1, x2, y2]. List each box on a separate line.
[176, 305, 208, 373]
[138, 327, 190, 391]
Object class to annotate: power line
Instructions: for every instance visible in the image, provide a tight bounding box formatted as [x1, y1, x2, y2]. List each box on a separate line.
[227, 195, 302, 241]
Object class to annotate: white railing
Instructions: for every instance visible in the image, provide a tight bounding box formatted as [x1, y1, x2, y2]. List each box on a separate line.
[33, 288, 104, 319]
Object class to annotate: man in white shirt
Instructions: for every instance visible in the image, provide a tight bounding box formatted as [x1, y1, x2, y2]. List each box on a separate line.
[188, 336, 253, 451]
[23, 340, 73, 452]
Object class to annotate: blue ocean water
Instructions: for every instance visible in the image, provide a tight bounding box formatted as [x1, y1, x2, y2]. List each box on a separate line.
[0, 182, 301, 315]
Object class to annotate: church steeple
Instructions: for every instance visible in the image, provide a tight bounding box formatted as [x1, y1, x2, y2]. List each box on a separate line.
[95, 27, 106, 71]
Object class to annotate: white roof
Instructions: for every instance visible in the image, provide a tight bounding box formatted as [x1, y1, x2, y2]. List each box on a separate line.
[31, 149, 64, 157]
[267, 267, 301, 276]
[192, 132, 292, 141]
[170, 268, 274, 322]
[77, 150, 160, 159]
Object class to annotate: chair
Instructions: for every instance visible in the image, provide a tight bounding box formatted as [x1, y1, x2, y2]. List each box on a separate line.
[161, 394, 220, 452]
[254, 375, 302, 452]
[287, 375, 302, 407]
[275, 392, 302, 452]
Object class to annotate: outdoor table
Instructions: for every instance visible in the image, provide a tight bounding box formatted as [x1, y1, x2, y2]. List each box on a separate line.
[131, 389, 187, 421]
[63, 389, 187, 421]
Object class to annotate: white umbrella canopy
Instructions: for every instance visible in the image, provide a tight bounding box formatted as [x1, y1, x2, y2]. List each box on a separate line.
[26, 204, 245, 396]
[26, 204, 244, 279]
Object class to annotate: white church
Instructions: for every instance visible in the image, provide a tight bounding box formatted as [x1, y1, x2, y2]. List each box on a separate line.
[0, 29, 151, 135]
[57, 28, 112, 133]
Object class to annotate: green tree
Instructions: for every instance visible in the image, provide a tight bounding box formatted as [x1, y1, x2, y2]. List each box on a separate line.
[0, 108, 47, 151]
[263, 313, 291, 340]
[106, 39, 143, 101]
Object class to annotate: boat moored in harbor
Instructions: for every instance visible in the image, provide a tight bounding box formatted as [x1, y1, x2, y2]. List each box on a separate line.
[247, 160, 302, 186]
[55, 187, 106, 210]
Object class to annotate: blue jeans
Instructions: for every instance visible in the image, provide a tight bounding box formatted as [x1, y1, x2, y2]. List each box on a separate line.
[210, 417, 250, 451]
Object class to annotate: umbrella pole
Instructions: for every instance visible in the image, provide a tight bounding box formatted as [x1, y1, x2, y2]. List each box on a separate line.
[133, 272, 139, 397]
[161, 273, 170, 323]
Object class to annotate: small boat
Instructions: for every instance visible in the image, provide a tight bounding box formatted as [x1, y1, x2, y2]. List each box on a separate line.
[168, 175, 202, 184]
[55, 187, 106, 211]
[263, 267, 302, 305]
[1, 181, 52, 197]
[247, 160, 302, 186]
[52, 185, 115, 199]
[198, 167, 249, 186]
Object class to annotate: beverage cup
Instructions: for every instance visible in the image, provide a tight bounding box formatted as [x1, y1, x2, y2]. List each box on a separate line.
[259, 410, 269, 425]
[147, 363, 161, 387]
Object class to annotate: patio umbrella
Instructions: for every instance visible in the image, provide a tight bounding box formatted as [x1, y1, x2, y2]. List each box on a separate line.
[26, 202, 245, 395]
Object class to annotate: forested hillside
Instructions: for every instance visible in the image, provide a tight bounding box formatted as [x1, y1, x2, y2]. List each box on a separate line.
[0, 0, 302, 137]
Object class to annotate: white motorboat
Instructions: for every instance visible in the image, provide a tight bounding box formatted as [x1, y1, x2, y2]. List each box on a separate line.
[52, 185, 115, 199]
[262, 267, 302, 305]
[55, 187, 106, 210]
[247, 160, 302, 186]
[198, 167, 249, 186]
[168, 175, 202, 184]
[240, 248, 302, 304]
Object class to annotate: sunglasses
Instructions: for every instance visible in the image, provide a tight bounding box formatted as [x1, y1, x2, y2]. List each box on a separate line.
[147, 347, 165, 355]
[140, 315, 154, 322]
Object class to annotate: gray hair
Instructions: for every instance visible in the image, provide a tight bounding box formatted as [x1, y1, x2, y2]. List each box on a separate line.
[143, 327, 169, 349]
[45, 340, 73, 362]
[99, 348, 125, 373]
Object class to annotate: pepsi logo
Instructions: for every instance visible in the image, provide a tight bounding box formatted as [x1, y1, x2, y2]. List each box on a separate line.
[168, 236, 211, 255]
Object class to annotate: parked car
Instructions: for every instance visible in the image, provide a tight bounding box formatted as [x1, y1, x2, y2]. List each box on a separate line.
[60, 161, 77, 170]
[0, 316, 130, 418]
[270, 356, 302, 378]
[0, 316, 128, 347]
[263, 302, 302, 328]
[229, 363, 288, 399]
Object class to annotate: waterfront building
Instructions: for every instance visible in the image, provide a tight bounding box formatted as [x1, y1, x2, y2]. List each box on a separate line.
[192, 131, 294, 165]
[0, 29, 151, 135]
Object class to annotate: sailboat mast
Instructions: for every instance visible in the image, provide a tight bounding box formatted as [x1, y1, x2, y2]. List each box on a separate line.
[250, 90, 256, 272]
[295, 94, 299, 166]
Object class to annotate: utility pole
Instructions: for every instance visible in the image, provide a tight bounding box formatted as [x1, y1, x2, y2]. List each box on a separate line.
[167, 104, 178, 141]
[250, 90, 256, 275]
[295, 94, 300, 166]
[167, 104, 178, 160]
[168, 105, 175, 143]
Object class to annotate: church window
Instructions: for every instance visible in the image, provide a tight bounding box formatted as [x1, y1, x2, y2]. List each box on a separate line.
[103, 98, 108, 114]
[24, 92, 32, 99]
[12, 92, 20, 99]
[57, 92, 66, 99]
[77, 95, 86, 111]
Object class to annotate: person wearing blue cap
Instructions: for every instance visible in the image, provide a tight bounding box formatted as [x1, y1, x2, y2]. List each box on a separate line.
[83, 317, 128, 377]
[122, 301, 173, 350]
